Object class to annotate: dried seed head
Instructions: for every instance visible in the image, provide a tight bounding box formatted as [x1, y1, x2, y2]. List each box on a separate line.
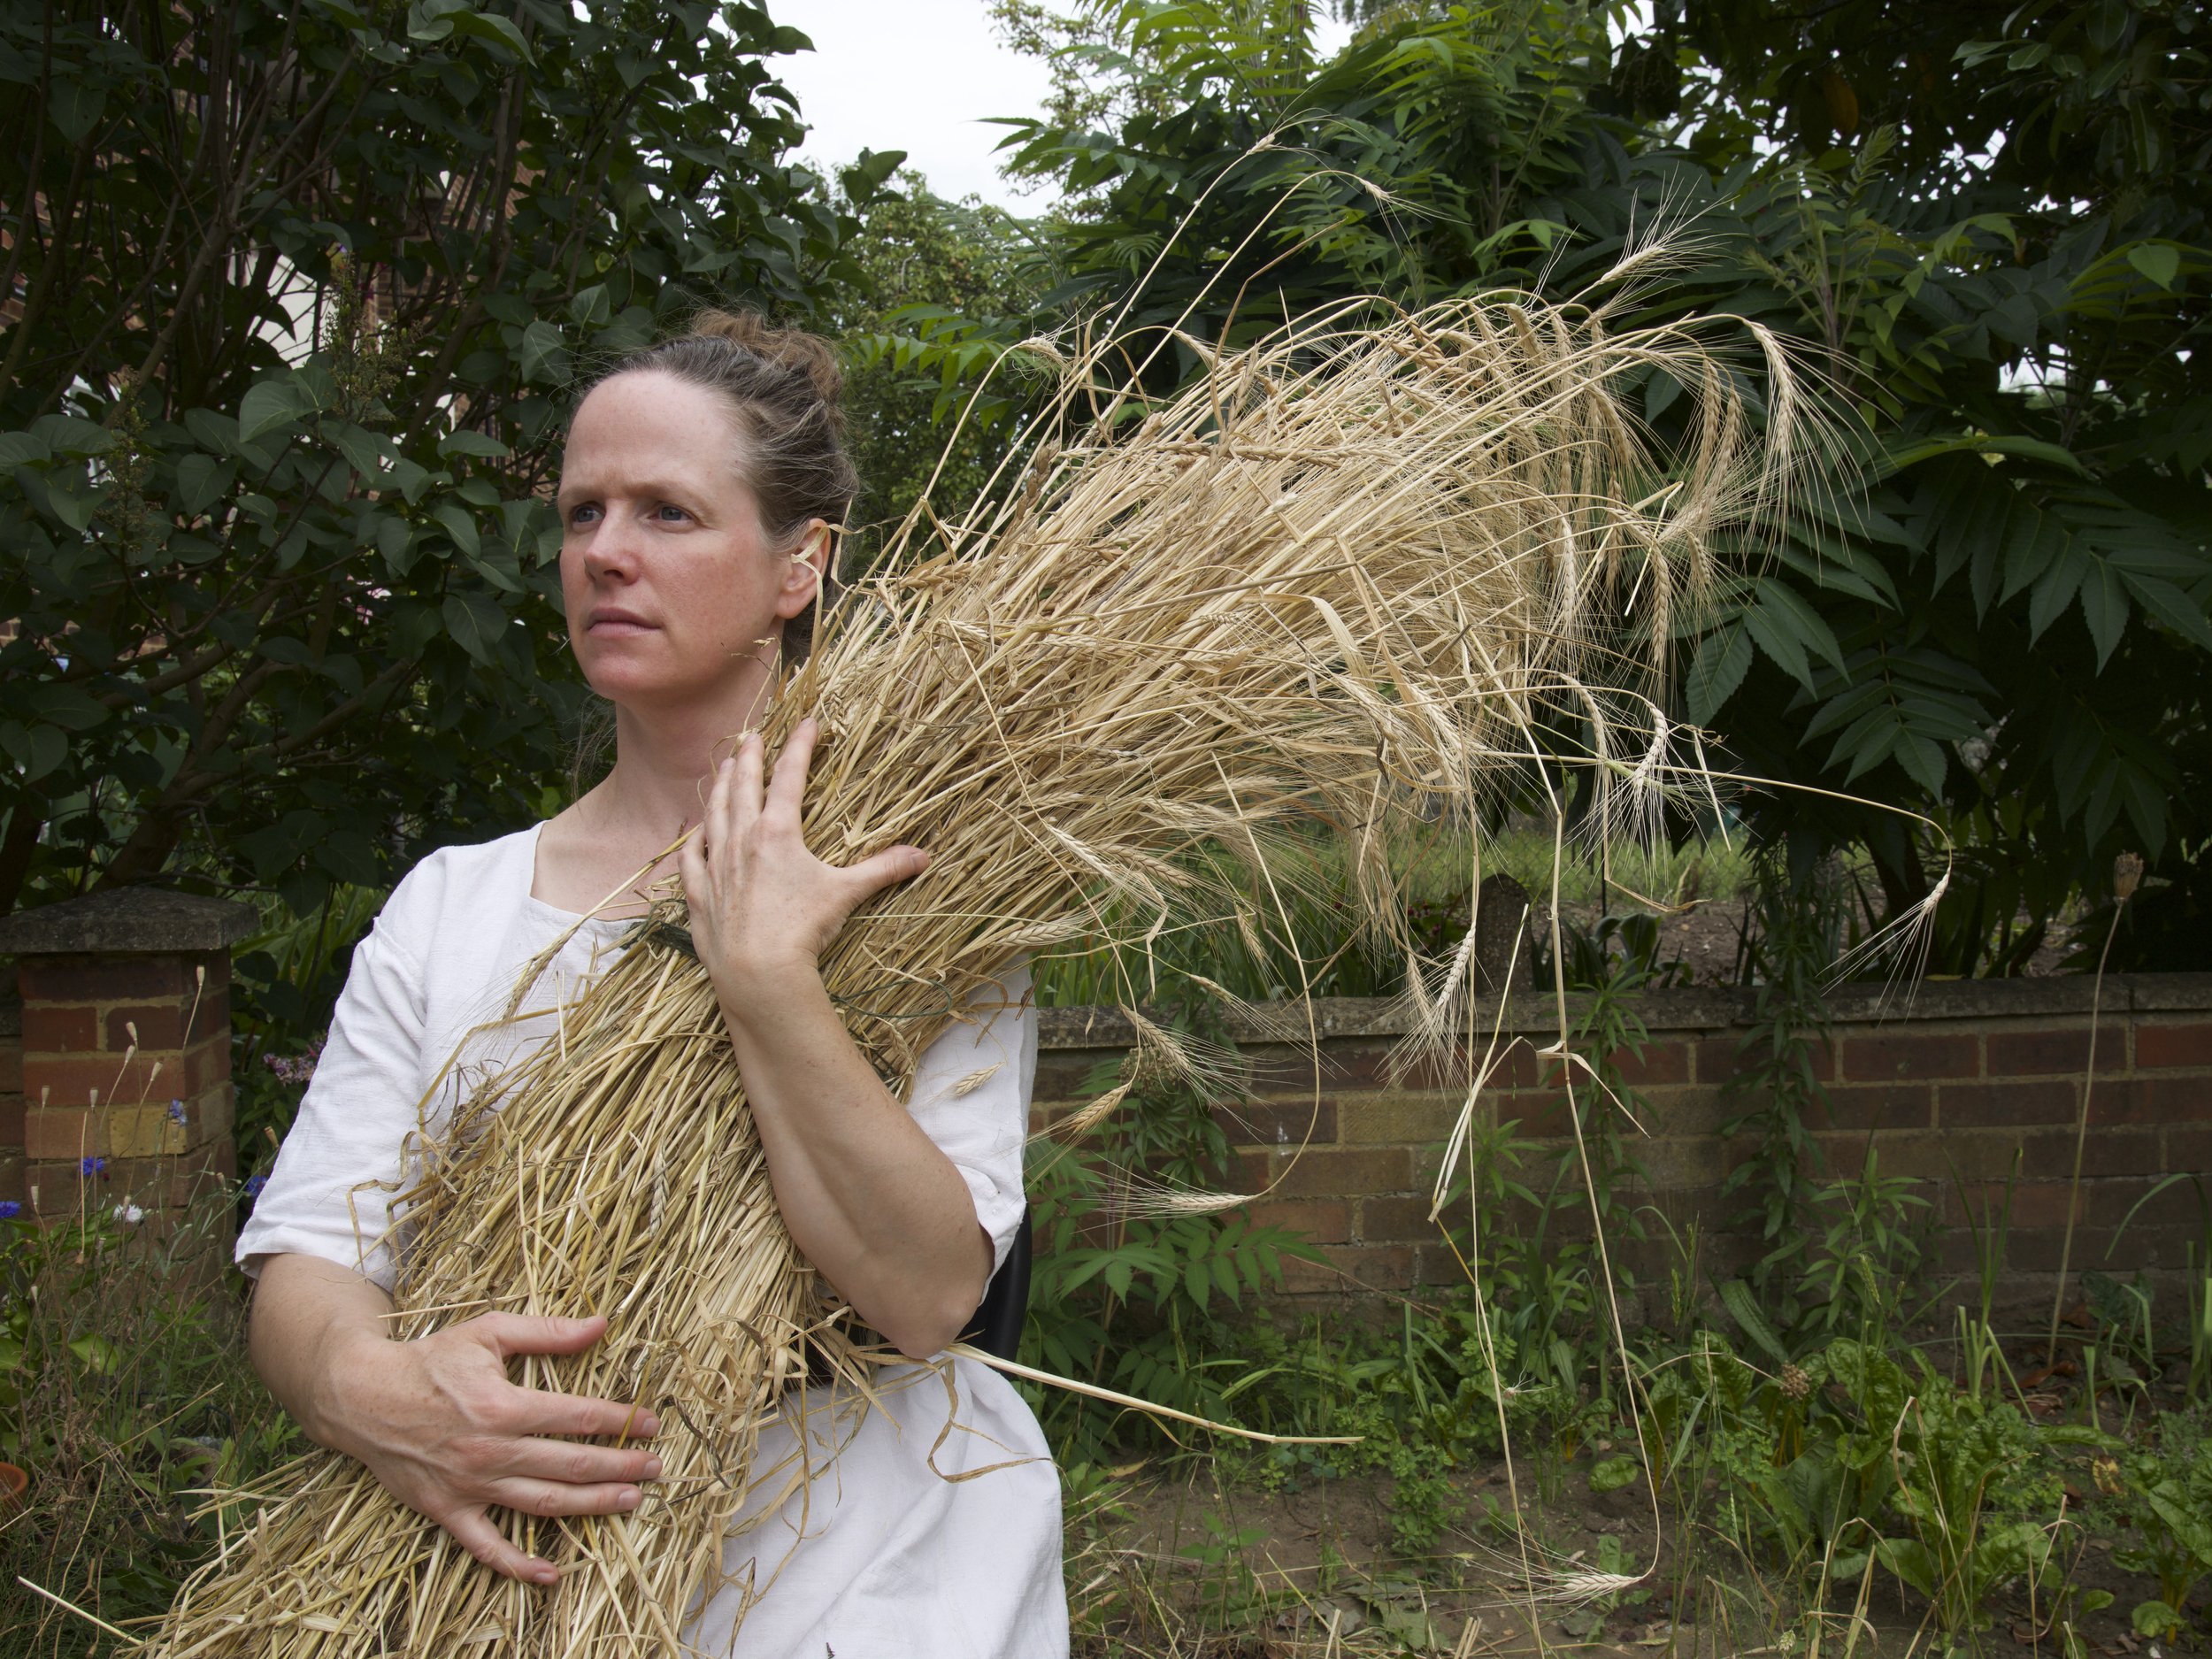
[2113, 851, 2144, 902]
[1779, 1363, 1813, 1402]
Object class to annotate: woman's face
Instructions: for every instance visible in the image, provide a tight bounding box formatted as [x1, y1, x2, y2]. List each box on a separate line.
[557, 371, 820, 713]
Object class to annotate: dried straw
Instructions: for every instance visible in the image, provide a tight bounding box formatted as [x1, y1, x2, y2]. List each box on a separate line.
[150, 246, 1816, 1655]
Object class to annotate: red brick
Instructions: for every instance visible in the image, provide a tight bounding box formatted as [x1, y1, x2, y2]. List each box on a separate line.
[1824, 1084, 1932, 1131]
[20, 1043, 222, 1108]
[15, 955, 194, 1002]
[2138, 1021, 2212, 1070]
[2086, 1176, 2198, 1229]
[1030, 1050, 1118, 1105]
[2016, 1127, 2162, 1179]
[105, 991, 228, 1052]
[1279, 1242, 1417, 1294]
[0, 1097, 22, 1150]
[2093, 1075, 2212, 1126]
[1985, 1024, 2128, 1079]
[1492, 1089, 1571, 1138]
[1611, 1041, 1691, 1087]
[1940, 1079, 2077, 1128]
[1248, 1198, 1351, 1244]
[1840, 1032, 1979, 1083]
[1361, 1194, 1449, 1242]
[1696, 1033, 1835, 1086]
[26, 1105, 104, 1161]
[1215, 1096, 1337, 1149]
[1263, 1145, 1411, 1197]
[19, 1004, 98, 1053]
[0, 1044, 18, 1094]
[2169, 1127, 2212, 1176]
[1323, 1043, 1394, 1088]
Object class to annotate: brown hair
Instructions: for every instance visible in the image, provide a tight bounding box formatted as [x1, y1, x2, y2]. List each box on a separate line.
[585, 310, 856, 667]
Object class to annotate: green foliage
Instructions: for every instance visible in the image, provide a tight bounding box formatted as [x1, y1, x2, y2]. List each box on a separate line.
[1020, 996, 1323, 1465]
[0, 0, 852, 921]
[825, 170, 1052, 567]
[2102, 1408, 2212, 1643]
[0, 1198, 297, 1655]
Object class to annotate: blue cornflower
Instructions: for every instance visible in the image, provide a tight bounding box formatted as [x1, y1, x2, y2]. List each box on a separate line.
[0, 1202, 20, 1219]
[244, 1174, 269, 1202]
[168, 1098, 188, 1124]
[81, 1156, 108, 1178]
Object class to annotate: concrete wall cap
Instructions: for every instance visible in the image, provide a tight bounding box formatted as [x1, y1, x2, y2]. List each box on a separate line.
[0, 887, 258, 956]
[1035, 972, 2212, 1048]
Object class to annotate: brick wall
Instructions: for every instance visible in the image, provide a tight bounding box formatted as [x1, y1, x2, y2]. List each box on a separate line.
[1033, 975, 2212, 1313]
[0, 887, 253, 1232]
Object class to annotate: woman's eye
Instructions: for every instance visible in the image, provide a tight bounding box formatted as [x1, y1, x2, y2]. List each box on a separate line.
[567, 503, 602, 527]
[654, 503, 691, 523]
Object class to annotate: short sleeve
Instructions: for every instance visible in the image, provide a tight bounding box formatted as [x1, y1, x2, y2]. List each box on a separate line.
[903, 963, 1035, 1274]
[234, 919, 429, 1293]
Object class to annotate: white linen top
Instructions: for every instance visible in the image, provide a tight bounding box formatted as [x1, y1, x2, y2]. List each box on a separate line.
[237, 823, 1068, 1658]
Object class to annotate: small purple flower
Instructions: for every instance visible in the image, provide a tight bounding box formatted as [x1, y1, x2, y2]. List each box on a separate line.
[0, 1201, 20, 1219]
[81, 1156, 108, 1178]
[168, 1098, 188, 1125]
[264, 1044, 322, 1087]
[244, 1174, 269, 1203]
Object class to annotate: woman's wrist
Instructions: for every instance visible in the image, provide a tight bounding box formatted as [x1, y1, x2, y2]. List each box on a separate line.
[713, 951, 829, 1034]
[299, 1322, 390, 1451]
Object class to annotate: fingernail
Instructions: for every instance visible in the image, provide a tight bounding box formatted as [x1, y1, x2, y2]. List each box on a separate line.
[639, 1414, 660, 1437]
[618, 1486, 641, 1509]
[642, 1456, 663, 1479]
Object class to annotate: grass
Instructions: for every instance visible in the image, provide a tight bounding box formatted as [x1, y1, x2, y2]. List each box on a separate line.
[1029, 825, 1752, 1008]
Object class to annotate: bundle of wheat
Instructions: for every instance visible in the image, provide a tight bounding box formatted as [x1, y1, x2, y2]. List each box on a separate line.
[150, 251, 1814, 1656]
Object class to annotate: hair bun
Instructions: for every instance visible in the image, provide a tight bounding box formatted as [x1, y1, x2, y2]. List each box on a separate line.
[687, 310, 843, 404]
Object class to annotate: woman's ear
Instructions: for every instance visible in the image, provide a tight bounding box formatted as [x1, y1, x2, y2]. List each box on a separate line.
[774, 520, 832, 620]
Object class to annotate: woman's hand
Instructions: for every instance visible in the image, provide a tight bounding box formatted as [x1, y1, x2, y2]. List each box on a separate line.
[680, 716, 929, 1006]
[267, 1280, 662, 1586]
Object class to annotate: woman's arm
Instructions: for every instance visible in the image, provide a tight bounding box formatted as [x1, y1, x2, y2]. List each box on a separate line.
[680, 718, 994, 1360]
[249, 1252, 664, 1586]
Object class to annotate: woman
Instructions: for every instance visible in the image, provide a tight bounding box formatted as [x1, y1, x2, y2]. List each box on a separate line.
[235, 314, 1069, 1655]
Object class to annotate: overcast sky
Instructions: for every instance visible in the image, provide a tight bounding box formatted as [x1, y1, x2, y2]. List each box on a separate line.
[769, 2, 1356, 212]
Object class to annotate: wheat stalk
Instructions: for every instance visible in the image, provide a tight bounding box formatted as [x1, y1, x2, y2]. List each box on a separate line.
[150, 251, 1821, 1655]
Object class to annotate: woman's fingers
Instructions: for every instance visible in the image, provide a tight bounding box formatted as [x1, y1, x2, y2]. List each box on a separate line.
[471, 1311, 608, 1361]
[442, 1505, 558, 1586]
[728, 729, 764, 836]
[841, 843, 931, 906]
[764, 717, 818, 819]
[485, 1475, 646, 1524]
[495, 1435, 662, 1487]
[504, 1384, 660, 1442]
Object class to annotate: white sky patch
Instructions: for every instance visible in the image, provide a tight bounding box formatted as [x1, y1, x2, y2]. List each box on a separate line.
[771, 3, 1361, 211]
[770, 1, 1059, 210]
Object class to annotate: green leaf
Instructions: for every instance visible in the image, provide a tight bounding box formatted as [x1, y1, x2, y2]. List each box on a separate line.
[1686, 623, 1753, 726]
[1717, 1279, 1791, 1363]
[441, 591, 507, 664]
[2126, 243, 2181, 291]
[2131, 1601, 2179, 1639]
[2078, 560, 2129, 666]
[0, 431, 50, 467]
[1588, 1455, 1640, 1494]
[237, 377, 314, 445]
[68, 1333, 121, 1374]
[438, 429, 511, 460]
[518, 320, 571, 385]
[432, 503, 482, 558]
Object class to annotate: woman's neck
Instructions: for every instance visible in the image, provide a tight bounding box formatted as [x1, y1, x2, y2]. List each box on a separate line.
[541, 664, 778, 913]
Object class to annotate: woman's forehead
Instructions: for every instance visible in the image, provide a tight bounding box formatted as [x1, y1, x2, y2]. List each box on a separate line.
[563, 372, 747, 493]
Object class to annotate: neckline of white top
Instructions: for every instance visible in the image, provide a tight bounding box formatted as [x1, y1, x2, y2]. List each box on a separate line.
[518, 819, 639, 932]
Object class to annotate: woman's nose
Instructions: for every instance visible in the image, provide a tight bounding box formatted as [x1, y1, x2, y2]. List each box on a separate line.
[580, 520, 641, 581]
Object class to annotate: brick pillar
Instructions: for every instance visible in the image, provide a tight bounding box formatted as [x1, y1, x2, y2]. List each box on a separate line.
[0, 888, 254, 1229]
